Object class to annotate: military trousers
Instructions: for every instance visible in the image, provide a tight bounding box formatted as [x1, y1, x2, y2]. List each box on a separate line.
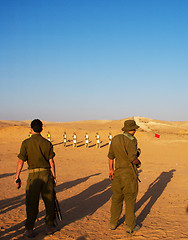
[110, 168, 138, 231]
[25, 170, 55, 230]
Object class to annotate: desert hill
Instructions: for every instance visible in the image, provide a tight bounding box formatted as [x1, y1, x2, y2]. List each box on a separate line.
[0, 117, 188, 137]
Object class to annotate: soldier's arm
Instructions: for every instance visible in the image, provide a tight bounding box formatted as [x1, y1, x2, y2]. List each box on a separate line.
[108, 159, 114, 179]
[108, 138, 115, 179]
[49, 158, 56, 186]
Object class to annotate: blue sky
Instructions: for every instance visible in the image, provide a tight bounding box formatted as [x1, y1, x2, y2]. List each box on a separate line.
[0, 0, 188, 122]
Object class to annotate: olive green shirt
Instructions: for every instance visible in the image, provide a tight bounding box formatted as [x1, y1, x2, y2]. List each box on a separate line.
[108, 133, 138, 170]
[18, 133, 55, 169]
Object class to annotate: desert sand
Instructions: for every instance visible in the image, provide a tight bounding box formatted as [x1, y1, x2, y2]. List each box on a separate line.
[0, 117, 188, 240]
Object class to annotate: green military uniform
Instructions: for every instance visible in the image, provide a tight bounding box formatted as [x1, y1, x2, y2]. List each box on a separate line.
[18, 133, 56, 230]
[108, 132, 139, 232]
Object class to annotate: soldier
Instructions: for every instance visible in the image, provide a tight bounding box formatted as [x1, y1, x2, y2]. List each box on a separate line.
[85, 132, 89, 148]
[96, 132, 100, 148]
[108, 120, 141, 234]
[108, 132, 112, 145]
[15, 119, 58, 238]
[47, 131, 51, 141]
[63, 131, 67, 147]
[73, 132, 77, 148]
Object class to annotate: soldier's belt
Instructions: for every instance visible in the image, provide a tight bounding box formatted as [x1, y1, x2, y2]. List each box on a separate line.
[29, 168, 49, 173]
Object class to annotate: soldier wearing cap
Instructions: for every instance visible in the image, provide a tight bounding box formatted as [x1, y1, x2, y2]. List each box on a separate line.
[108, 119, 141, 234]
[15, 119, 57, 237]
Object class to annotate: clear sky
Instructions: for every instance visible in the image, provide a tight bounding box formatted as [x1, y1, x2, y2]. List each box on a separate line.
[0, 0, 188, 122]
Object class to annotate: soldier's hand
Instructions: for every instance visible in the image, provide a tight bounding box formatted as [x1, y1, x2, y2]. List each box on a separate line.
[109, 170, 114, 180]
[136, 159, 141, 168]
[15, 178, 21, 189]
[132, 158, 141, 167]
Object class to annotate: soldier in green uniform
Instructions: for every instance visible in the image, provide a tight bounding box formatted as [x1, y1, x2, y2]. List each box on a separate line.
[15, 119, 57, 238]
[108, 119, 141, 234]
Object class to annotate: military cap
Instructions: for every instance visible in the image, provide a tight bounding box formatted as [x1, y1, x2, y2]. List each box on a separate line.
[122, 120, 139, 131]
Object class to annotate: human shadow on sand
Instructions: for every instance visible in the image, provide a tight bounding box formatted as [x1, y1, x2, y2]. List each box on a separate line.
[77, 143, 85, 148]
[0, 169, 27, 179]
[53, 140, 84, 147]
[55, 173, 101, 193]
[89, 141, 103, 148]
[0, 194, 25, 215]
[65, 143, 73, 147]
[0, 172, 18, 179]
[61, 178, 111, 227]
[0, 174, 101, 217]
[53, 141, 64, 146]
[118, 169, 176, 227]
[136, 169, 176, 224]
[77, 141, 93, 148]
[88, 143, 96, 148]
[0, 174, 111, 240]
[100, 142, 109, 148]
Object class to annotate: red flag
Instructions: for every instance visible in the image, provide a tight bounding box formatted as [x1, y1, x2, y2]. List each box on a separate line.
[155, 133, 160, 138]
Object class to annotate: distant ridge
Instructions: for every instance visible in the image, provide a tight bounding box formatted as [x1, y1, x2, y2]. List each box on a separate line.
[0, 120, 28, 129]
[0, 118, 188, 134]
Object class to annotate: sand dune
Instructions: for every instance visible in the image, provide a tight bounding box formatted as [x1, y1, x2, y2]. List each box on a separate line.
[0, 117, 188, 239]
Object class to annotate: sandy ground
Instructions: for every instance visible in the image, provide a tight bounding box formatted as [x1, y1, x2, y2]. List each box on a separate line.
[0, 117, 188, 240]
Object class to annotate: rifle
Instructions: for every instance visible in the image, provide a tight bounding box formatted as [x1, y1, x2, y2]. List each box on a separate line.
[130, 147, 141, 182]
[122, 134, 141, 182]
[130, 162, 141, 183]
[53, 189, 62, 221]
